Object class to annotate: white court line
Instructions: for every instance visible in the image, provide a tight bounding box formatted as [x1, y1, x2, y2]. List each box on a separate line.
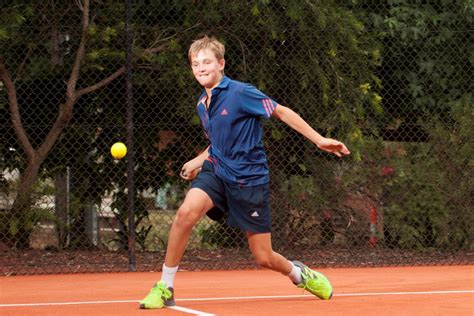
[0, 300, 138, 307]
[177, 290, 474, 302]
[336, 290, 474, 297]
[1, 290, 473, 308]
[169, 305, 215, 316]
[0, 300, 215, 316]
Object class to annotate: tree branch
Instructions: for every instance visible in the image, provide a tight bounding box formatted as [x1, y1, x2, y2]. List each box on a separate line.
[142, 43, 169, 56]
[0, 56, 35, 160]
[66, 0, 89, 101]
[74, 21, 200, 101]
[14, 45, 34, 83]
[36, 0, 90, 159]
[75, 42, 168, 99]
[75, 66, 126, 98]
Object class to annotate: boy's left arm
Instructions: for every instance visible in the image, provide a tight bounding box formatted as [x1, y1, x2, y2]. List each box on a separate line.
[272, 104, 350, 157]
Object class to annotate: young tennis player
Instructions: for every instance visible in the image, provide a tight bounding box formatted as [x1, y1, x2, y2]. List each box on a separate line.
[140, 35, 350, 309]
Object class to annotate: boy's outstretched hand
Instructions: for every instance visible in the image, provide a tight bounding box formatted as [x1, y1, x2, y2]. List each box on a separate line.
[317, 138, 351, 157]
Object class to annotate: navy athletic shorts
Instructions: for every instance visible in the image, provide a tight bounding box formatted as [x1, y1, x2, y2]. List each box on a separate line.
[191, 160, 271, 233]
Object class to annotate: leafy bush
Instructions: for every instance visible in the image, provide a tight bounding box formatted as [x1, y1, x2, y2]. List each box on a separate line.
[382, 97, 473, 250]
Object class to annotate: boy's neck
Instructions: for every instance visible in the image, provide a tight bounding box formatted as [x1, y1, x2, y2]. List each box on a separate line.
[205, 74, 224, 97]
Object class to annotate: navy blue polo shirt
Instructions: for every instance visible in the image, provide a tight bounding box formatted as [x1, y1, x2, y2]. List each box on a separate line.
[196, 76, 278, 186]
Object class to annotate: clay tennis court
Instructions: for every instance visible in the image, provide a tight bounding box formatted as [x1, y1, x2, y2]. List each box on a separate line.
[1, 265, 473, 315]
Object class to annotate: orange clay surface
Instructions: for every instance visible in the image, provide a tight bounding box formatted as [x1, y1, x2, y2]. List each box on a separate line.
[1, 265, 473, 316]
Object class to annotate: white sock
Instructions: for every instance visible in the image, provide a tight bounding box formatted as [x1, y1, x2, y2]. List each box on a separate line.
[287, 261, 302, 284]
[160, 264, 179, 288]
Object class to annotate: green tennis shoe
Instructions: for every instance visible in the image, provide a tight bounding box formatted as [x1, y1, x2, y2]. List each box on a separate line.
[292, 261, 333, 300]
[139, 281, 175, 309]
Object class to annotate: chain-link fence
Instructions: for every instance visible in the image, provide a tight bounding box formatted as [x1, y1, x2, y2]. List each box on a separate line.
[1, 1, 472, 275]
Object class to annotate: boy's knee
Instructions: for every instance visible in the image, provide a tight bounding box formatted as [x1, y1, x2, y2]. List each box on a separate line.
[174, 204, 201, 228]
[254, 254, 273, 269]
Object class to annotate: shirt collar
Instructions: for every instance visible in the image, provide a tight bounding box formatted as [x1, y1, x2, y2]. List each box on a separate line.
[214, 75, 230, 90]
[198, 76, 230, 101]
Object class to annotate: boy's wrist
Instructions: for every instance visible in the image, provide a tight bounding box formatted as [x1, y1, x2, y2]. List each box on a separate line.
[312, 134, 325, 146]
[189, 158, 203, 169]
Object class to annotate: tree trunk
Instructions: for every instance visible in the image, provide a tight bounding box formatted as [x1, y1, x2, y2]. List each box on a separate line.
[0, 1, 92, 249]
[7, 157, 41, 248]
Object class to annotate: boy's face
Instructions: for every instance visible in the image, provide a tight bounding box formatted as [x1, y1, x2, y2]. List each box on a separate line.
[190, 49, 225, 89]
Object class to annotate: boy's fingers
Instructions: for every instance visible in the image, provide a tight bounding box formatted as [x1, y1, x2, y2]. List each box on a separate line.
[337, 142, 350, 155]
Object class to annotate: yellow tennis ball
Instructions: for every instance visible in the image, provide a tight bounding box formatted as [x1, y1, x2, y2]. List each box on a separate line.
[111, 142, 127, 159]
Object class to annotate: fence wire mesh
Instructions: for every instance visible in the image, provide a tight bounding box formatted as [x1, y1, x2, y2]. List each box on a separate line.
[1, 0, 473, 275]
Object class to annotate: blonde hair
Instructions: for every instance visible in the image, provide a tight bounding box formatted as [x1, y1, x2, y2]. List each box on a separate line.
[188, 35, 225, 64]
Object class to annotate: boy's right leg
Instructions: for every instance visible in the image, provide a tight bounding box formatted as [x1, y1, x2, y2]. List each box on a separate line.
[140, 188, 213, 309]
[164, 188, 214, 266]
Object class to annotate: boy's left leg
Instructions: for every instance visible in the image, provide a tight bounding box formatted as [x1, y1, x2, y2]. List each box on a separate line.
[246, 232, 333, 300]
[246, 232, 292, 274]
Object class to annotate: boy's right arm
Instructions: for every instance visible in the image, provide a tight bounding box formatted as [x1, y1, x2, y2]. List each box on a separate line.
[180, 145, 210, 180]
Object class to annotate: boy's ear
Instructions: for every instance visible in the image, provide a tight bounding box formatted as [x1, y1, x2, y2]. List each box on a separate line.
[219, 59, 225, 71]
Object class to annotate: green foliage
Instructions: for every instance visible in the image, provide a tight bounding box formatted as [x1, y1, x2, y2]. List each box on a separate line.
[1, 0, 381, 249]
[0, 177, 56, 247]
[383, 142, 449, 249]
[353, 0, 472, 126]
[1, 1, 470, 252]
[382, 97, 473, 250]
[2, 0, 380, 181]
